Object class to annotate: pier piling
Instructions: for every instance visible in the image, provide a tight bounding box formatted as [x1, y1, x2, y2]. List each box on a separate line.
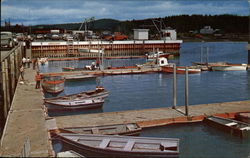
[185, 67, 189, 116]
[172, 63, 177, 109]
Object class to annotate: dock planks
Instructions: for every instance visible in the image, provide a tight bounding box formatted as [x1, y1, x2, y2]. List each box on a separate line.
[55, 100, 250, 129]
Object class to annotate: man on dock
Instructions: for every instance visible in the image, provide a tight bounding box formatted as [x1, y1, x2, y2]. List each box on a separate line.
[35, 72, 42, 89]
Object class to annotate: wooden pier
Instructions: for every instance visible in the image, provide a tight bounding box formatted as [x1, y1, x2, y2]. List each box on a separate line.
[41, 66, 162, 77]
[1, 47, 250, 157]
[53, 100, 250, 129]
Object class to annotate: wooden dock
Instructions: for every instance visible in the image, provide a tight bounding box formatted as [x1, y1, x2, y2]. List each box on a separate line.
[1, 48, 250, 157]
[54, 100, 250, 129]
[41, 66, 162, 77]
[0, 50, 54, 157]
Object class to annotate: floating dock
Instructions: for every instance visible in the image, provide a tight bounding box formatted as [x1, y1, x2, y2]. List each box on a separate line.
[53, 100, 250, 129]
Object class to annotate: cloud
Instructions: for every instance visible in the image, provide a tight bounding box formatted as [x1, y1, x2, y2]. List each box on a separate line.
[1, 0, 249, 25]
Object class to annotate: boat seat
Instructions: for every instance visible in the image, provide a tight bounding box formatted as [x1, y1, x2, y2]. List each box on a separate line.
[91, 128, 100, 134]
[126, 124, 135, 131]
[240, 127, 250, 130]
[225, 122, 237, 126]
[99, 139, 110, 149]
[160, 142, 177, 151]
[123, 140, 135, 151]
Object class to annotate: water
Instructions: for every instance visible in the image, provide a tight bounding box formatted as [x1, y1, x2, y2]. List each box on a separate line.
[42, 42, 250, 115]
[42, 42, 250, 157]
[140, 123, 250, 158]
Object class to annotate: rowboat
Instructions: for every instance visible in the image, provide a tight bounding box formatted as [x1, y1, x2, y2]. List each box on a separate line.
[161, 65, 201, 74]
[64, 74, 96, 80]
[203, 116, 250, 138]
[44, 86, 108, 101]
[42, 76, 65, 94]
[56, 133, 180, 158]
[235, 112, 250, 124]
[45, 98, 104, 112]
[211, 63, 247, 71]
[59, 123, 142, 136]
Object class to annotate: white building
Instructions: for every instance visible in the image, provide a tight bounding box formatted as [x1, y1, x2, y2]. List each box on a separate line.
[161, 29, 177, 40]
[200, 26, 215, 34]
[133, 29, 149, 40]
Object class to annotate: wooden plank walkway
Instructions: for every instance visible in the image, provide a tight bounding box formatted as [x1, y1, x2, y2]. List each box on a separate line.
[0, 49, 53, 157]
[55, 100, 250, 129]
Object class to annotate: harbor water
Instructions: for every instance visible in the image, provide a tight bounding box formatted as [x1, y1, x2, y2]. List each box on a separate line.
[41, 42, 250, 157]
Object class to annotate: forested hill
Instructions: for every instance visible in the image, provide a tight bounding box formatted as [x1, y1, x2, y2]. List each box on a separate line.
[33, 14, 248, 34]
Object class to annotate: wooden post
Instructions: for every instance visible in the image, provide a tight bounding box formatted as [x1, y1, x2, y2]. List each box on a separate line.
[248, 48, 250, 65]
[2, 61, 8, 119]
[172, 63, 177, 109]
[185, 67, 189, 116]
[4, 59, 10, 112]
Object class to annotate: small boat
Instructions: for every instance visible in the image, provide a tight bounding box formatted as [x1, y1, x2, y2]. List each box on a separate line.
[38, 57, 48, 66]
[59, 123, 142, 136]
[203, 116, 250, 138]
[107, 66, 137, 70]
[57, 150, 85, 157]
[56, 133, 180, 158]
[161, 65, 201, 74]
[45, 98, 104, 112]
[62, 67, 86, 72]
[211, 63, 247, 71]
[64, 74, 96, 80]
[44, 86, 108, 101]
[235, 112, 250, 124]
[42, 76, 65, 94]
[146, 50, 170, 60]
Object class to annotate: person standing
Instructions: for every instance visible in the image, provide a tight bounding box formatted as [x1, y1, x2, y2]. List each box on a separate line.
[33, 58, 37, 70]
[35, 72, 42, 89]
[22, 57, 26, 68]
[20, 65, 24, 80]
[26, 57, 31, 68]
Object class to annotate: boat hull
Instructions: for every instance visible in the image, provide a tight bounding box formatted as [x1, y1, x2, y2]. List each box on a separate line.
[203, 116, 250, 138]
[235, 112, 250, 124]
[42, 80, 64, 93]
[211, 64, 247, 71]
[60, 123, 142, 136]
[161, 66, 201, 74]
[45, 100, 104, 112]
[57, 134, 179, 158]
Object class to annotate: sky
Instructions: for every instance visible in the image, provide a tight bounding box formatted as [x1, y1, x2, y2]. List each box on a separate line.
[1, 0, 250, 26]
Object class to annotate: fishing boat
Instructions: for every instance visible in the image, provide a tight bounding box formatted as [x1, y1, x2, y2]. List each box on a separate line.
[42, 76, 65, 94]
[59, 123, 142, 136]
[203, 116, 250, 138]
[64, 74, 96, 80]
[235, 112, 250, 124]
[45, 98, 104, 112]
[44, 86, 108, 101]
[161, 65, 201, 74]
[146, 50, 170, 60]
[56, 133, 180, 158]
[211, 63, 247, 71]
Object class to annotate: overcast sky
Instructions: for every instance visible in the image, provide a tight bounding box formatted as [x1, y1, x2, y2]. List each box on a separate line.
[1, 0, 249, 26]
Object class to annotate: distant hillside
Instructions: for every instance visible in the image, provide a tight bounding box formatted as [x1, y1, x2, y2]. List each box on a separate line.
[32, 18, 121, 31]
[32, 15, 248, 35]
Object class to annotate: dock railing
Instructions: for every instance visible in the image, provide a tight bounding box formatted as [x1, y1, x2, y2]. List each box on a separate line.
[0, 43, 24, 129]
